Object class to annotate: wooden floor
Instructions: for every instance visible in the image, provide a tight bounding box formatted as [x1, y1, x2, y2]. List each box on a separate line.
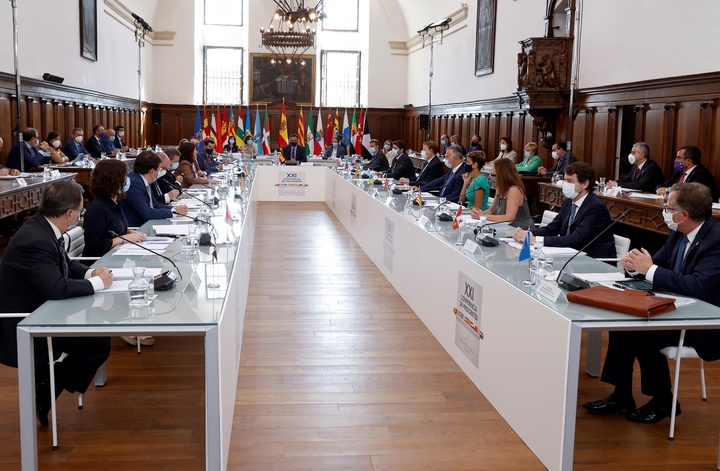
[1, 201, 719, 469]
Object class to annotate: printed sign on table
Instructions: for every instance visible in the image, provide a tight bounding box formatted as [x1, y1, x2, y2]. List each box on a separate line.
[276, 171, 306, 196]
[454, 271, 484, 367]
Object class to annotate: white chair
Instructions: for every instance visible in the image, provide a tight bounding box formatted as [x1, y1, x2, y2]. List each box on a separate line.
[660, 329, 706, 441]
[595, 234, 631, 267]
[539, 210, 558, 228]
[47, 338, 84, 450]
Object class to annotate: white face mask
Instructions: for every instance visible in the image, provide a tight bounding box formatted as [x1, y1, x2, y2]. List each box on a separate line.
[663, 209, 682, 232]
[551, 151, 558, 160]
[157, 169, 167, 179]
[443, 158, 452, 169]
[628, 153, 636, 165]
[420, 150, 427, 159]
[118, 131, 125, 138]
[75, 135, 84, 143]
[52, 140, 61, 148]
[500, 143, 507, 151]
[562, 180, 579, 199]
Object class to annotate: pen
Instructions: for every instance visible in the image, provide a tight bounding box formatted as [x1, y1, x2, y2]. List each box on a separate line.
[613, 282, 654, 296]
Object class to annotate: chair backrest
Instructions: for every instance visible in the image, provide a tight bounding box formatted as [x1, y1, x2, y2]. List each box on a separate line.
[63, 227, 86, 258]
[540, 210, 558, 228]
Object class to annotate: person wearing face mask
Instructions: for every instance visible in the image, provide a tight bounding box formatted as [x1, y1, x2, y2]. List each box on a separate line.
[282, 133, 307, 164]
[85, 124, 107, 158]
[468, 134, 483, 153]
[472, 158, 533, 228]
[493, 137, 517, 163]
[459, 151, 490, 210]
[101, 129, 119, 156]
[383, 140, 417, 181]
[82, 159, 147, 257]
[324, 134, 347, 159]
[399, 141, 444, 186]
[439, 134, 450, 154]
[7, 127, 51, 169]
[63, 127, 90, 160]
[0, 179, 113, 426]
[584, 182, 720, 425]
[607, 142, 664, 193]
[656, 145, 720, 201]
[174, 142, 220, 189]
[157, 146, 183, 189]
[114, 125, 129, 152]
[415, 146, 467, 202]
[120, 151, 188, 227]
[46, 132, 70, 163]
[0, 137, 21, 176]
[223, 136, 239, 154]
[538, 141, 577, 176]
[360, 139, 389, 172]
[383, 139, 394, 164]
[149, 152, 181, 204]
[449, 135, 467, 156]
[515, 142, 543, 173]
[513, 162, 615, 257]
[197, 137, 223, 173]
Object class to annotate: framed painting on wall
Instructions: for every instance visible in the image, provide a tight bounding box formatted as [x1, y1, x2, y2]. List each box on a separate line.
[80, 0, 97, 61]
[250, 54, 314, 105]
[475, 0, 497, 76]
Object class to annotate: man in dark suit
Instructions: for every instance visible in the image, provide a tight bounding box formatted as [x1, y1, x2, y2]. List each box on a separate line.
[0, 137, 20, 175]
[282, 133, 307, 164]
[417, 146, 467, 202]
[399, 140, 445, 187]
[449, 135, 467, 156]
[656, 145, 720, 201]
[324, 134, 347, 159]
[114, 125, 129, 152]
[383, 140, 417, 181]
[0, 179, 113, 425]
[63, 127, 89, 160]
[584, 182, 720, 424]
[607, 142, 665, 193]
[514, 162, 616, 258]
[360, 139, 389, 172]
[538, 141, 577, 177]
[7, 127, 51, 170]
[197, 137, 223, 173]
[85, 125, 106, 158]
[120, 151, 188, 227]
[468, 134, 483, 153]
[150, 151, 181, 204]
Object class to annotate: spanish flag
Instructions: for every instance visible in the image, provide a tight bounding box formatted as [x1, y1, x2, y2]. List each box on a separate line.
[452, 205, 463, 230]
[415, 193, 423, 207]
[278, 99, 289, 149]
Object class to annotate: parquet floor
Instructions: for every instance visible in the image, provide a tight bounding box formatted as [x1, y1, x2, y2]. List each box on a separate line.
[0, 201, 719, 470]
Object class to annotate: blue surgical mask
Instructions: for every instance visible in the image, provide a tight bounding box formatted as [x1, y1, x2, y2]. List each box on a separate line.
[67, 210, 82, 231]
[384, 144, 390, 151]
[332, 142, 339, 148]
[391, 149, 399, 157]
[100, 131, 106, 138]
[524, 151, 531, 159]
[170, 162, 179, 171]
[109, 136, 116, 142]
[443, 158, 452, 168]
[369, 147, 378, 155]
[440, 140, 447, 146]
[122, 176, 131, 193]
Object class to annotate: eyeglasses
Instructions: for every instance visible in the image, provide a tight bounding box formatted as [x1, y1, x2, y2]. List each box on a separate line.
[72, 208, 86, 218]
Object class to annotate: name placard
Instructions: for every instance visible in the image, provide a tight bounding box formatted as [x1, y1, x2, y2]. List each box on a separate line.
[537, 280, 562, 303]
[462, 238, 479, 253]
[15, 178, 28, 187]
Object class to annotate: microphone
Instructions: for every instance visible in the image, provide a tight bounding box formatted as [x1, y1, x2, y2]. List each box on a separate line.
[171, 210, 214, 247]
[472, 220, 513, 247]
[556, 208, 632, 291]
[108, 231, 181, 291]
[179, 189, 214, 210]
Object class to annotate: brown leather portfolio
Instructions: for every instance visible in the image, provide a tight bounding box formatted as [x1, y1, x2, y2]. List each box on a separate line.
[567, 286, 676, 318]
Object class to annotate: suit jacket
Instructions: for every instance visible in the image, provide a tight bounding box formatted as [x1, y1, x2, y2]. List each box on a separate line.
[197, 150, 220, 173]
[63, 138, 89, 160]
[85, 136, 105, 158]
[82, 196, 129, 257]
[114, 135, 127, 149]
[282, 144, 307, 162]
[362, 152, 389, 172]
[120, 172, 173, 227]
[7, 142, 50, 169]
[324, 145, 346, 159]
[0, 213, 94, 367]
[102, 138, 117, 154]
[547, 152, 577, 174]
[421, 165, 468, 202]
[617, 158, 665, 192]
[659, 164, 720, 201]
[532, 192, 616, 258]
[409, 156, 445, 186]
[157, 170, 180, 195]
[651, 217, 720, 361]
[174, 160, 210, 188]
[384, 153, 417, 180]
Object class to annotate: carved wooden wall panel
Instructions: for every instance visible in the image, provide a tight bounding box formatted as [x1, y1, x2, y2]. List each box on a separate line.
[675, 102, 701, 155]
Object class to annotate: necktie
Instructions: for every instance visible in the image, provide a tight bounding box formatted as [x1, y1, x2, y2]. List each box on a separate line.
[292, 147, 296, 160]
[635, 167, 641, 180]
[147, 185, 154, 208]
[673, 235, 688, 273]
[566, 203, 577, 235]
[58, 236, 69, 278]
[679, 172, 687, 183]
[417, 161, 428, 180]
[440, 173, 452, 197]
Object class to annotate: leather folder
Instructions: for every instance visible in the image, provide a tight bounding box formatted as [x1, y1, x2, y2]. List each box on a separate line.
[566, 286, 676, 319]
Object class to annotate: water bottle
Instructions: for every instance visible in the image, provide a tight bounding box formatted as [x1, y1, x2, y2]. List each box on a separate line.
[128, 267, 151, 307]
[530, 237, 553, 283]
[42, 164, 52, 180]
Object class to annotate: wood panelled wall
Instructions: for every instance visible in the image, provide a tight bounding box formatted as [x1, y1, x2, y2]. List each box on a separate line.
[405, 72, 720, 187]
[0, 72, 142, 166]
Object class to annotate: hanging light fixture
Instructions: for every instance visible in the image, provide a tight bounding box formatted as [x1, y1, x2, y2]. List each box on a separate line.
[260, 0, 326, 64]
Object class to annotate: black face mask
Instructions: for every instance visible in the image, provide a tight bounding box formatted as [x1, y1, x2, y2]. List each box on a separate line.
[465, 164, 473, 173]
[290, 142, 298, 147]
[472, 140, 479, 146]
[207, 148, 214, 155]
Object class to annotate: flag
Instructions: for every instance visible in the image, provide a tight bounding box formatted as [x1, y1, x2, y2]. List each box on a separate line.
[228, 108, 236, 140]
[262, 107, 271, 155]
[326, 110, 334, 145]
[342, 109, 350, 152]
[254, 106, 262, 154]
[306, 108, 315, 156]
[334, 109, 340, 136]
[236, 107, 245, 146]
[210, 107, 217, 140]
[315, 108, 325, 155]
[218, 107, 227, 149]
[350, 108, 358, 155]
[202, 105, 209, 139]
[452, 205, 463, 231]
[297, 107, 305, 148]
[194, 106, 202, 138]
[354, 109, 363, 156]
[519, 231, 532, 261]
[244, 107, 253, 145]
[278, 100, 289, 148]
[415, 193, 423, 207]
[361, 109, 372, 160]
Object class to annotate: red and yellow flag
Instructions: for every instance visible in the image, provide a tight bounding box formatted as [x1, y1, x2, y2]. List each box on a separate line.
[297, 107, 305, 148]
[452, 205, 463, 230]
[278, 100, 289, 148]
[333, 109, 340, 136]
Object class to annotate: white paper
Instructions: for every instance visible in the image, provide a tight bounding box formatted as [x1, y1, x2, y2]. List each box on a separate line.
[152, 225, 190, 236]
[110, 268, 162, 279]
[574, 272, 629, 282]
[101, 280, 132, 293]
[627, 193, 662, 200]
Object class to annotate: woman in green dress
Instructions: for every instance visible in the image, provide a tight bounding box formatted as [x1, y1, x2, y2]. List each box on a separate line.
[459, 151, 490, 210]
[515, 141, 542, 173]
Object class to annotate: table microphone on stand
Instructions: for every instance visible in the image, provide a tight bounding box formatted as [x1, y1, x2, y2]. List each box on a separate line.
[108, 231, 181, 291]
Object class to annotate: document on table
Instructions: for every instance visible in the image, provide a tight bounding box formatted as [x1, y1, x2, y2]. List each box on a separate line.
[101, 279, 132, 293]
[502, 238, 581, 256]
[152, 225, 190, 236]
[574, 272, 629, 282]
[113, 240, 171, 256]
[627, 193, 663, 200]
[110, 268, 163, 279]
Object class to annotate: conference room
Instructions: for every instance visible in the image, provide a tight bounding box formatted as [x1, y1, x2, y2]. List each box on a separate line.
[1, 1, 720, 470]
